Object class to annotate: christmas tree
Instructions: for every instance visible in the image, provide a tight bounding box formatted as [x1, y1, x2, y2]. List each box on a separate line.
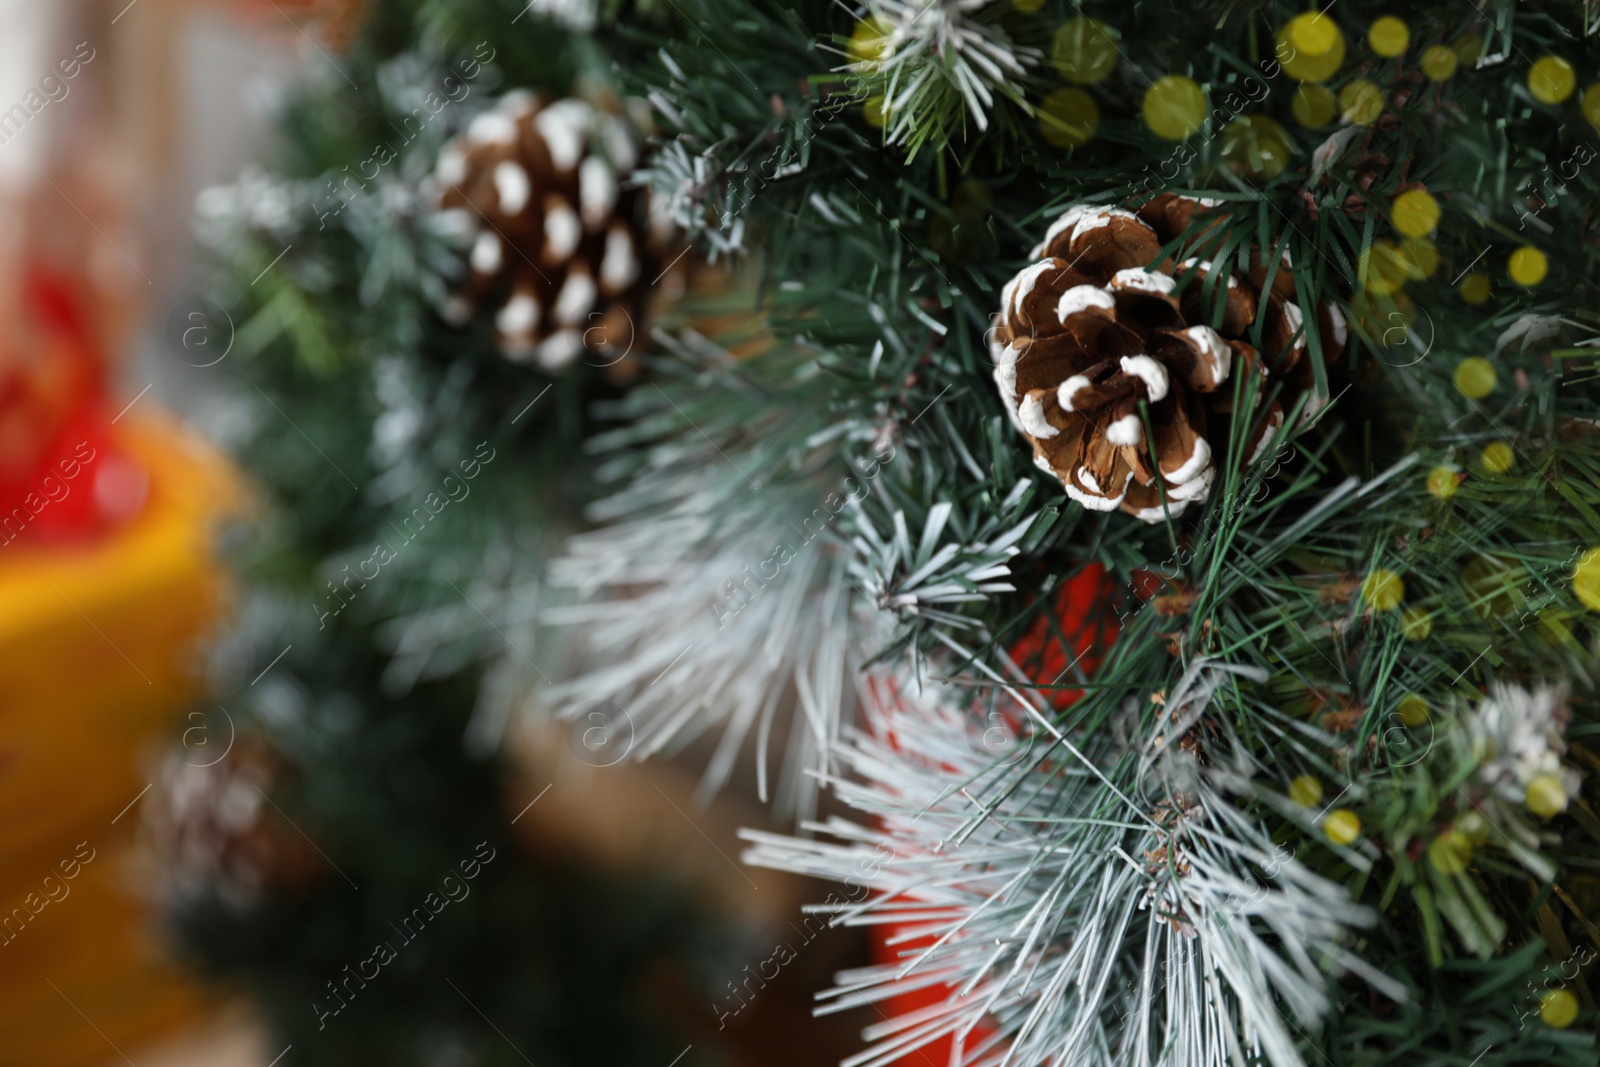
[175, 1, 1600, 1065]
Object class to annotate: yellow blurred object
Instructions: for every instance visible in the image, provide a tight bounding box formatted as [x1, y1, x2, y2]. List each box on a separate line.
[1367, 16, 1408, 58]
[1528, 56, 1576, 104]
[1279, 14, 1344, 82]
[1291, 83, 1336, 127]
[0, 411, 241, 1067]
[1420, 44, 1458, 81]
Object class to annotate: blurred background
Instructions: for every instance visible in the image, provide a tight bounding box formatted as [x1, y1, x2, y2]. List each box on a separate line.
[0, 3, 878, 1064]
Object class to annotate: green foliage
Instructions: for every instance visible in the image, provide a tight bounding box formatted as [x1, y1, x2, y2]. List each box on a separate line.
[620, 0, 1600, 1060]
[189, 0, 1600, 1061]
[171, 4, 738, 1064]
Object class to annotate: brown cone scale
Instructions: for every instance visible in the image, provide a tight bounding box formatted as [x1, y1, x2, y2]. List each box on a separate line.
[992, 196, 1346, 522]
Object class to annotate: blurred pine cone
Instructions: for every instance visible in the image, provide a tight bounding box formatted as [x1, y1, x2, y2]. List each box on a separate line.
[993, 195, 1345, 522]
[144, 740, 324, 909]
[432, 91, 659, 372]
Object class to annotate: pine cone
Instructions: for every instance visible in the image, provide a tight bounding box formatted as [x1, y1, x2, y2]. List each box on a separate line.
[992, 196, 1346, 522]
[433, 91, 656, 371]
[144, 742, 324, 906]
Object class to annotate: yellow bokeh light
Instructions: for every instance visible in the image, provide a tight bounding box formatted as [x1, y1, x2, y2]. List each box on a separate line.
[1509, 246, 1548, 286]
[1363, 568, 1405, 612]
[1428, 830, 1471, 874]
[1400, 607, 1433, 640]
[1572, 546, 1600, 611]
[1397, 694, 1430, 726]
[1221, 115, 1293, 181]
[1051, 17, 1119, 85]
[863, 95, 887, 129]
[1451, 33, 1484, 66]
[1529, 56, 1576, 104]
[1541, 990, 1579, 1029]
[1461, 554, 1526, 617]
[1039, 87, 1099, 148]
[1292, 14, 1341, 55]
[1459, 272, 1491, 305]
[1427, 465, 1461, 499]
[1291, 83, 1337, 127]
[1368, 16, 1409, 58]
[1525, 775, 1568, 818]
[1142, 75, 1207, 140]
[1454, 357, 1495, 399]
[1279, 15, 1345, 83]
[1289, 774, 1324, 807]
[1324, 809, 1361, 845]
[1362, 240, 1409, 295]
[1392, 189, 1440, 236]
[1421, 44, 1458, 81]
[1480, 441, 1514, 474]
[1340, 79, 1384, 125]
[1399, 237, 1438, 278]
[1585, 83, 1600, 130]
[849, 16, 894, 65]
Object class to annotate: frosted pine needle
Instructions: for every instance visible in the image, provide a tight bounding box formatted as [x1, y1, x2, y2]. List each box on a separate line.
[742, 662, 1381, 1067]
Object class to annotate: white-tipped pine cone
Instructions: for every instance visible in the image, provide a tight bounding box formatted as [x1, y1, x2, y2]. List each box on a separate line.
[992, 195, 1346, 522]
[142, 742, 323, 906]
[432, 91, 656, 371]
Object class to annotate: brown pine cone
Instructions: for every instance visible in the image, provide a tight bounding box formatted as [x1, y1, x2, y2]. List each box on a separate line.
[992, 196, 1346, 522]
[432, 91, 656, 371]
[143, 741, 325, 906]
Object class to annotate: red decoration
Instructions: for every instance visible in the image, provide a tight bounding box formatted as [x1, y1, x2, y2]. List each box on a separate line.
[0, 265, 146, 550]
[869, 563, 1123, 1065]
[1007, 563, 1122, 709]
